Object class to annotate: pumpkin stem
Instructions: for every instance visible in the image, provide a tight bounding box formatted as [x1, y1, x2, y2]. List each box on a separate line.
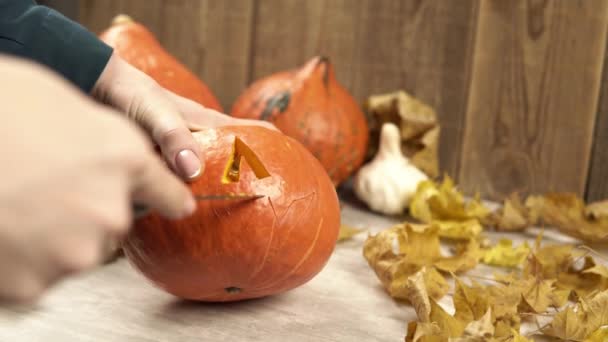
[377, 123, 402, 158]
[221, 136, 271, 184]
[317, 56, 331, 86]
[298, 56, 333, 85]
[112, 14, 134, 26]
[318, 56, 330, 65]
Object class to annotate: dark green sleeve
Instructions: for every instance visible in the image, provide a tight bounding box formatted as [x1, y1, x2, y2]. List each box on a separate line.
[0, 0, 113, 93]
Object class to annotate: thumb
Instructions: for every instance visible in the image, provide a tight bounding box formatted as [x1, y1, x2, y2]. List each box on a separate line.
[131, 153, 196, 220]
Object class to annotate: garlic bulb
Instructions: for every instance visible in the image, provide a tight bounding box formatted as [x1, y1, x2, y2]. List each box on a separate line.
[353, 122, 429, 215]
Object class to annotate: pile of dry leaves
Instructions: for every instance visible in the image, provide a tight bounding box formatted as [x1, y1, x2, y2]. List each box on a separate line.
[341, 177, 608, 341]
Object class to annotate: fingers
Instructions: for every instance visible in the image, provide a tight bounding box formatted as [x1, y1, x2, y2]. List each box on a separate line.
[165, 90, 280, 132]
[94, 55, 204, 181]
[136, 89, 205, 181]
[131, 153, 196, 220]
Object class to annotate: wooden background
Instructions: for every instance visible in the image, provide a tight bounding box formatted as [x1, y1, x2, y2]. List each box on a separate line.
[39, 0, 608, 202]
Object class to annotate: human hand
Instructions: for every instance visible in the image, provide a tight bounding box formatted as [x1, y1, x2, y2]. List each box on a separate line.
[0, 56, 195, 304]
[91, 53, 277, 181]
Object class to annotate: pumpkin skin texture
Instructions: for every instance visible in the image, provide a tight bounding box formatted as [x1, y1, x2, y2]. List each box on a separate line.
[230, 56, 369, 187]
[98, 15, 223, 112]
[123, 126, 341, 302]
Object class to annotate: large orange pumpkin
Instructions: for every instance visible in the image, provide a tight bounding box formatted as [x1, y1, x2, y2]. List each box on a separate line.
[98, 14, 223, 112]
[230, 56, 369, 186]
[123, 126, 341, 301]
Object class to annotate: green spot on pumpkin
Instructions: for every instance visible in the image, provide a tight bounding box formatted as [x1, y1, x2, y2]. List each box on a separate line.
[260, 91, 291, 120]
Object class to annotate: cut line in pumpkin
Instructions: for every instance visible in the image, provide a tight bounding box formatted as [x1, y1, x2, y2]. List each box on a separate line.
[221, 136, 271, 184]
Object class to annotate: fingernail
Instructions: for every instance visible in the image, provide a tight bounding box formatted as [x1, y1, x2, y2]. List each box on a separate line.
[176, 149, 201, 179]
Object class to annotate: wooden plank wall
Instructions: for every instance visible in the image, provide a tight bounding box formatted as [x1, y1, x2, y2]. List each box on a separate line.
[41, 0, 608, 202]
[459, 0, 608, 199]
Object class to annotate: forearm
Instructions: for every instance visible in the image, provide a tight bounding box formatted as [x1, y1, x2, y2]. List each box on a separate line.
[0, 0, 112, 93]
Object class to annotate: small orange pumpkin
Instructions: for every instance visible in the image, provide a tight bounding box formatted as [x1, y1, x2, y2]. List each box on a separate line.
[230, 56, 369, 186]
[98, 14, 223, 111]
[123, 125, 341, 302]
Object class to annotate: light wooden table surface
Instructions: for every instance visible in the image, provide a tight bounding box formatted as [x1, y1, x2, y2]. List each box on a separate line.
[0, 196, 600, 342]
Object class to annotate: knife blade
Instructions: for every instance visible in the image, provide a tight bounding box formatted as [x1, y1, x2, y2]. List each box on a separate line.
[194, 194, 265, 201]
[132, 193, 264, 219]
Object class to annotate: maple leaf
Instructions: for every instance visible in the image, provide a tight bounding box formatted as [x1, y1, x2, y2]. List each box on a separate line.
[582, 262, 608, 278]
[410, 126, 440, 179]
[453, 278, 490, 323]
[406, 268, 432, 322]
[429, 299, 466, 338]
[337, 224, 365, 242]
[504, 329, 534, 342]
[362, 224, 448, 300]
[544, 289, 608, 341]
[584, 199, 608, 220]
[491, 321, 522, 340]
[486, 193, 530, 231]
[363, 223, 480, 301]
[525, 192, 608, 242]
[449, 308, 494, 342]
[556, 255, 608, 299]
[434, 219, 483, 240]
[523, 244, 573, 280]
[364, 90, 439, 177]
[410, 177, 490, 224]
[481, 239, 530, 268]
[434, 239, 483, 273]
[405, 322, 441, 342]
[405, 296, 466, 341]
[517, 278, 556, 313]
[586, 326, 608, 341]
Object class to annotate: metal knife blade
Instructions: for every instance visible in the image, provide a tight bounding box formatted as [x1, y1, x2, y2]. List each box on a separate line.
[132, 193, 264, 219]
[194, 194, 264, 201]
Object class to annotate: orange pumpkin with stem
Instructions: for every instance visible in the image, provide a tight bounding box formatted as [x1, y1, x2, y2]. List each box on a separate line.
[98, 14, 223, 111]
[123, 125, 341, 301]
[230, 56, 369, 186]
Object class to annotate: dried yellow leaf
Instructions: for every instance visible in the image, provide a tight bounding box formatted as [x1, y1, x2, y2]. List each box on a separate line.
[409, 177, 490, 240]
[410, 177, 489, 222]
[453, 278, 489, 323]
[586, 326, 608, 341]
[482, 239, 530, 268]
[550, 288, 571, 308]
[429, 299, 466, 338]
[337, 224, 365, 242]
[582, 263, 608, 279]
[585, 199, 608, 220]
[544, 290, 608, 340]
[434, 239, 483, 274]
[456, 308, 494, 341]
[486, 283, 523, 327]
[493, 320, 521, 339]
[406, 268, 432, 322]
[364, 90, 439, 177]
[524, 244, 573, 279]
[410, 126, 440, 179]
[405, 322, 442, 342]
[435, 219, 483, 240]
[525, 192, 608, 242]
[363, 222, 482, 304]
[556, 255, 608, 300]
[519, 278, 555, 313]
[362, 224, 449, 301]
[504, 329, 534, 342]
[405, 300, 467, 341]
[487, 193, 530, 231]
